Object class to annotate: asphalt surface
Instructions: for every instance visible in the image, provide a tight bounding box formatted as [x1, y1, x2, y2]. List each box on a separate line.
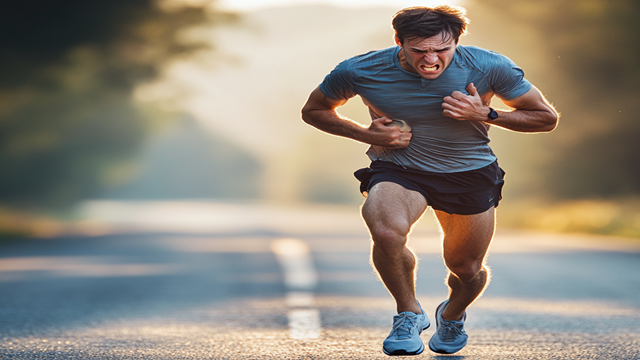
[1, 202, 639, 359]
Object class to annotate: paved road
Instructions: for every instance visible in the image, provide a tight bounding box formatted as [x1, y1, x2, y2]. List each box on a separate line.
[1, 202, 639, 359]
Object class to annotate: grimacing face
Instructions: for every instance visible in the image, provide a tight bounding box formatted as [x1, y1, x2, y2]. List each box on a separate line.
[396, 32, 458, 80]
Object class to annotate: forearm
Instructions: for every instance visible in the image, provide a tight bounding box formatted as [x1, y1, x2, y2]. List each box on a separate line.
[301, 86, 411, 148]
[301, 108, 369, 142]
[485, 107, 558, 133]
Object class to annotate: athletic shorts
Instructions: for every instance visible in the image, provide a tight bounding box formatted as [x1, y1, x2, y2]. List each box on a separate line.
[354, 160, 506, 215]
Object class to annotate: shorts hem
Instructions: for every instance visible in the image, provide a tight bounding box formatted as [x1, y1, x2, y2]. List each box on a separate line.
[354, 161, 505, 216]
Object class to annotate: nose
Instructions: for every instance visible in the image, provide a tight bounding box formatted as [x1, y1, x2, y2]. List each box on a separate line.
[424, 53, 438, 64]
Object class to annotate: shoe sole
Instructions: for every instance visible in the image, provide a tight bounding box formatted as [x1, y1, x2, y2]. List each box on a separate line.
[383, 343, 425, 356]
[382, 324, 430, 356]
[428, 346, 462, 355]
[428, 343, 467, 355]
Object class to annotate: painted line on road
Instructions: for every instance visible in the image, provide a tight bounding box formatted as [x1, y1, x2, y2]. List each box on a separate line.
[270, 238, 321, 340]
[287, 309, 321, 340]
[270, 238, 318, 290]
[286, 291, 315, 307]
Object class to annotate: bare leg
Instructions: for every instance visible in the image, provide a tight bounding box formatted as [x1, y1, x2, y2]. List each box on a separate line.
[434, 208, 495, 321]
[361, 182, 427, 314]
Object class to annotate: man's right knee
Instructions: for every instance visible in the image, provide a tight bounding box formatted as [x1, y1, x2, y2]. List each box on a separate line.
[370, 226, 410, 253]
[362, 205, 410, 253]
[361, 181, 426, 253]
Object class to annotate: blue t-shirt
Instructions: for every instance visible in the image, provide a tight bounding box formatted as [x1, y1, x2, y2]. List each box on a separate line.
[319, 45, 532, 173]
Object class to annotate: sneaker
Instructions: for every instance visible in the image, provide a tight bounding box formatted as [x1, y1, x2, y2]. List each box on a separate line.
[428, 300, 468, 354]
[382, 302, 430, 356]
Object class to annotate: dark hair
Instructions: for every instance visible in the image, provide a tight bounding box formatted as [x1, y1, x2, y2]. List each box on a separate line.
[392, 5, 469, 45]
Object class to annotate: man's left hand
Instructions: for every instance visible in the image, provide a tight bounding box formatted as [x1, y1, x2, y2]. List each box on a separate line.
[442, 83, 489, 121]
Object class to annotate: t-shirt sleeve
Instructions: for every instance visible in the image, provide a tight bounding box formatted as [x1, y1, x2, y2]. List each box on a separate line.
[487, 52, 532, 101]
[319, 59, 358, 101]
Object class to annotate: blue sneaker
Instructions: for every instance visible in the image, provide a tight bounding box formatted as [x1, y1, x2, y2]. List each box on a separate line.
[428, 300, 468, 354]
[382, 302, 430, 356]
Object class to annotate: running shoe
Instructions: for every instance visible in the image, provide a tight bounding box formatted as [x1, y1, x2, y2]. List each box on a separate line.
[382, 302, 430, 356]
[428, 300, 468, 354]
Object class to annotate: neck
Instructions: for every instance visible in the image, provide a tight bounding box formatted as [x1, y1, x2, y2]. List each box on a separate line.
[396, 48, 416, 74]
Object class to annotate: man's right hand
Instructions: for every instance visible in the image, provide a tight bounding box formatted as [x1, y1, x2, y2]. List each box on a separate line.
[367, 117, 412, 149]
[301, 87, 411, 148]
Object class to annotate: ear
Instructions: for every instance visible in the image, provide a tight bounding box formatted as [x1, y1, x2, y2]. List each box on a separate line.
[394, 33, 402, 47]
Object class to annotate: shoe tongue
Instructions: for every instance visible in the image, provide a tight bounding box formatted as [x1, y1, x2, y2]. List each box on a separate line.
[393, 312, 418, 339]
[445, 315, 466, 326]
[448, 320, 464, 327]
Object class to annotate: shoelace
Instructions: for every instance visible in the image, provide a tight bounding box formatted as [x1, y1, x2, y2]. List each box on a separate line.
[393, 315, 418, 339]
[439, 321, 464, 342]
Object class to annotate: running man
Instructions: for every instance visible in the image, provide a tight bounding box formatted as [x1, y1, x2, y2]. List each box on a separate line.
[301, 5, 558, 356]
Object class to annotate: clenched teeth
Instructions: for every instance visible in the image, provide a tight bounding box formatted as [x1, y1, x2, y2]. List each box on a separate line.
[420, 64, 438, 71]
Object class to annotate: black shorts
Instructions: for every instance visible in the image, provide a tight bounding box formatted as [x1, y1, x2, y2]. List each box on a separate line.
[354, 161, 506, 215]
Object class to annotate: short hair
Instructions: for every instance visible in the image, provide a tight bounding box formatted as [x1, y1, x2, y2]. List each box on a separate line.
[392, 5, 469, 45]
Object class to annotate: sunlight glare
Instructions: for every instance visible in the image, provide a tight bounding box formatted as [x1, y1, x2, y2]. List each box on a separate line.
[217, 0, 463, 12]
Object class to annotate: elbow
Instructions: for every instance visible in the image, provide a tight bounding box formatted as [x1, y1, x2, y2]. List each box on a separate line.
[536, 107, 559, 133]
[300, 104, 316, 126]
[301, 104, 330, 129]
[301, 106, 312, 125]
[300, 102, 318, 126]
[544, 109, 560, 132]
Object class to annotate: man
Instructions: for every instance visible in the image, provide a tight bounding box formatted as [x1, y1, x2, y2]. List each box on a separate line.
[301, 5, 558, 356]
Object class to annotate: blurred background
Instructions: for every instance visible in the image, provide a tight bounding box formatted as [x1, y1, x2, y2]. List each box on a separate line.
[1, 0, 639, 240]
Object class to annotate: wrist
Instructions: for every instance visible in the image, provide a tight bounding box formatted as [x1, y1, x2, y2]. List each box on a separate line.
[485, 107, 499, 122]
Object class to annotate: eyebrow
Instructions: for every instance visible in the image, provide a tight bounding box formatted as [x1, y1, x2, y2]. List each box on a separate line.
[411, 46, 452, 52]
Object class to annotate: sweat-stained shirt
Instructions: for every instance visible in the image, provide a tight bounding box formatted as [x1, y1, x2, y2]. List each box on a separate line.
[319, 45, 532, 173]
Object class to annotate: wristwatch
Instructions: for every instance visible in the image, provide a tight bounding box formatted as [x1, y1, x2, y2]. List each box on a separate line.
[487, 107, 499, 122]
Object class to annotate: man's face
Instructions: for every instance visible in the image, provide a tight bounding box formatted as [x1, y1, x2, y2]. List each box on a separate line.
[396, 32, 458, 80]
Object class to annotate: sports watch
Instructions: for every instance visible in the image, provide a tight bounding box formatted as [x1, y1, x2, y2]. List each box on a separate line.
[487, 107, 499, 122]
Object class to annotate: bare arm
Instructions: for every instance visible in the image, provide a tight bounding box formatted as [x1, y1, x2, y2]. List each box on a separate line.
[301, 86, 412, 148]
[442, 83, 559, 133]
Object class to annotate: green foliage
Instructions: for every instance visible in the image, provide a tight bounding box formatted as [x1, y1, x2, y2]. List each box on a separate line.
[479, 0, 640, 198]
[0, 0, 235, 208]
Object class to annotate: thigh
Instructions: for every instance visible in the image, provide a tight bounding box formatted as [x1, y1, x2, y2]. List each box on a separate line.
[434, 207, 495, 265]
[361, 181, 428, 237]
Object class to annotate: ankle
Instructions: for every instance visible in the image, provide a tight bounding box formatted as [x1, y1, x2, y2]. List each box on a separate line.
[397, 303, 422, 315]
[442, 307, 464, 321]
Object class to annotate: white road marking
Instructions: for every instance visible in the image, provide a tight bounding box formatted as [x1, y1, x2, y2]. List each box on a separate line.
[286, 291, 315, 307]
[271, 238, 321, 339]
[287, 309, 321, 340]
[270, 238, 318, 290]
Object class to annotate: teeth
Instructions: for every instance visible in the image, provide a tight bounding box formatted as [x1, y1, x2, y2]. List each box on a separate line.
[421, 65, 437, 71]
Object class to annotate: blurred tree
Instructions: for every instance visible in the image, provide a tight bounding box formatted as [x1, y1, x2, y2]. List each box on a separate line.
[0, 0, 236, 208]
[479, 0, 640, 198]
[104, 116, 263, 200]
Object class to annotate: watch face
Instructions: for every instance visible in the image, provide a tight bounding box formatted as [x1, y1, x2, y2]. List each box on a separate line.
[489, 108, 499, 120]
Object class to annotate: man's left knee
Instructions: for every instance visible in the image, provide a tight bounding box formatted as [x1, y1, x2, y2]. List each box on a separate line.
[446, 260, 486, 283]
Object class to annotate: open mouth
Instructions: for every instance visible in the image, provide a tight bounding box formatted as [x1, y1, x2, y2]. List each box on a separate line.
[420, 64, 440, 73]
